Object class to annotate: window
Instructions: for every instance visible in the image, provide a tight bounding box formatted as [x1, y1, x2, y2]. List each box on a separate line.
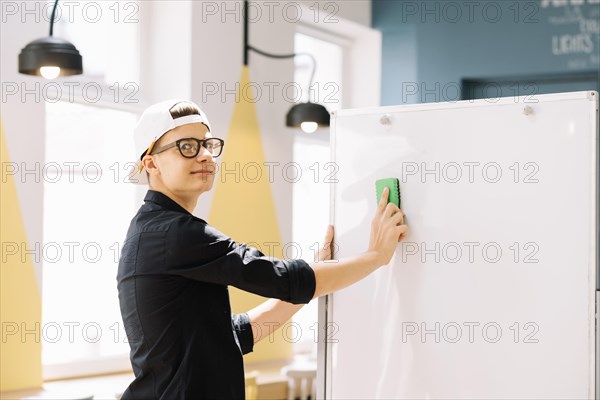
[43, 101, 140, 379]
[42, 0, 141, 379]
[294, 32, 343, 110]
[292, 32, 343, 355]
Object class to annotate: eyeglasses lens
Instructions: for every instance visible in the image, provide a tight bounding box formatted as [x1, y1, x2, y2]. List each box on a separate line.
[178, 138, 223, 158]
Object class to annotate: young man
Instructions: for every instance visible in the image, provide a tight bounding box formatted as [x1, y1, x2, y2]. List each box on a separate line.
[117, 99, 408, 399]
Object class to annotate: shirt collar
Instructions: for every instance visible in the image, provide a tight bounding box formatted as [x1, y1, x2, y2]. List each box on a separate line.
[144, 190, 192, 215]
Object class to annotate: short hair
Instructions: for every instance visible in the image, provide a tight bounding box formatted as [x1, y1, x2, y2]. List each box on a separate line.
[169, 101, 201, 119]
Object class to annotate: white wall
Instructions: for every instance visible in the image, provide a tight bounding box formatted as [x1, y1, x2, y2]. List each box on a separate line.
[190, 0, 296, 245]
[139, 1, 193, 103]
[189, 0, 375, 238]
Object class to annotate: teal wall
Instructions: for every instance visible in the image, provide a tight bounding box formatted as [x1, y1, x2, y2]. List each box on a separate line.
[373, 0, 600, 105]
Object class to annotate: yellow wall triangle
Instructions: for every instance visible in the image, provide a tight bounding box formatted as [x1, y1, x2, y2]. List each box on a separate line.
[0, 118, 43, 391]
[208, 66, 293, 363]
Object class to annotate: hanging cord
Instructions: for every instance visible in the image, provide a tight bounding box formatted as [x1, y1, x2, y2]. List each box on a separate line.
[49, 0, 59, 36]
[243, 0, 317, 102]
[247, 45, 317, 103]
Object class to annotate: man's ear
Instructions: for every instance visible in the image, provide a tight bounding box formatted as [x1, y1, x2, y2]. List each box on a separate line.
[141, 155, 160, 180]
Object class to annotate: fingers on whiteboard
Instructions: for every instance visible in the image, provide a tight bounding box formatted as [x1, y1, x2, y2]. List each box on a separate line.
[324, 225, 334, 241]
[397, 225, 409, 242]
[384, 202, 402, 219]
[378, 187, 389, 209]
[390, 209, 404, 225]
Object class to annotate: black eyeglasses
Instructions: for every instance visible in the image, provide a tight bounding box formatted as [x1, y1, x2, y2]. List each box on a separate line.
[150, 137, 224, 158]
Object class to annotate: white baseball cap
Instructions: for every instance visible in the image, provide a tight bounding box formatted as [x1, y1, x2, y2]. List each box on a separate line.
[129, 99, 212, 185]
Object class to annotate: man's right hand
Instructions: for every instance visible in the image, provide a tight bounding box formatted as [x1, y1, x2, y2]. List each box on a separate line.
[367, 187, 409, 267]
[310, 187, 409, 299]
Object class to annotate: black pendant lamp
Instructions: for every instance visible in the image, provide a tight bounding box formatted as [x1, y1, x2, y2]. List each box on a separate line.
[243, 0, 330, 133]
[18, 0, 82, 79]
[286, 102, 331, 133]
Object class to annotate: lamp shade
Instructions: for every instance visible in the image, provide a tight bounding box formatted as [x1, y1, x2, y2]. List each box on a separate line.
[286, 102, 330, 129]
[18, 36, 82, 77]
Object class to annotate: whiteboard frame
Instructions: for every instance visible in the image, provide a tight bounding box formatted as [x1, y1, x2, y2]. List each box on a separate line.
[318, 91, 599, 399]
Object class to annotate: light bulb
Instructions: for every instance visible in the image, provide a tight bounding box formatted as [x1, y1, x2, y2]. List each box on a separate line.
[300, 121, 318, 133]
[40, 66, 60, 79]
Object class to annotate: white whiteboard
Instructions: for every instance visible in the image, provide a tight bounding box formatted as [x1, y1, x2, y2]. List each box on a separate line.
[319, 91, 598, 399]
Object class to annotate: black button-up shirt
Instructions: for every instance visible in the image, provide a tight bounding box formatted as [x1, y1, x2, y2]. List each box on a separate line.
[117, 190, 316, 399]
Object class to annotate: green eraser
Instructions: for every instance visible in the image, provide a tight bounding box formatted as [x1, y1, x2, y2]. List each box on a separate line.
[376, 178, 401, 208]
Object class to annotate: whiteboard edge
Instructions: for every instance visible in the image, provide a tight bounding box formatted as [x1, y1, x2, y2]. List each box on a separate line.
[591, 91, 599, 400]
[318, 110, 338, 400]
[334, 91, 597, 118]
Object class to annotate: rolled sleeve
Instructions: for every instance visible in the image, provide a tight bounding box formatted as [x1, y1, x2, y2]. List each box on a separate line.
[232, 313, 254, 355]
[282, 258, 316, 305]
